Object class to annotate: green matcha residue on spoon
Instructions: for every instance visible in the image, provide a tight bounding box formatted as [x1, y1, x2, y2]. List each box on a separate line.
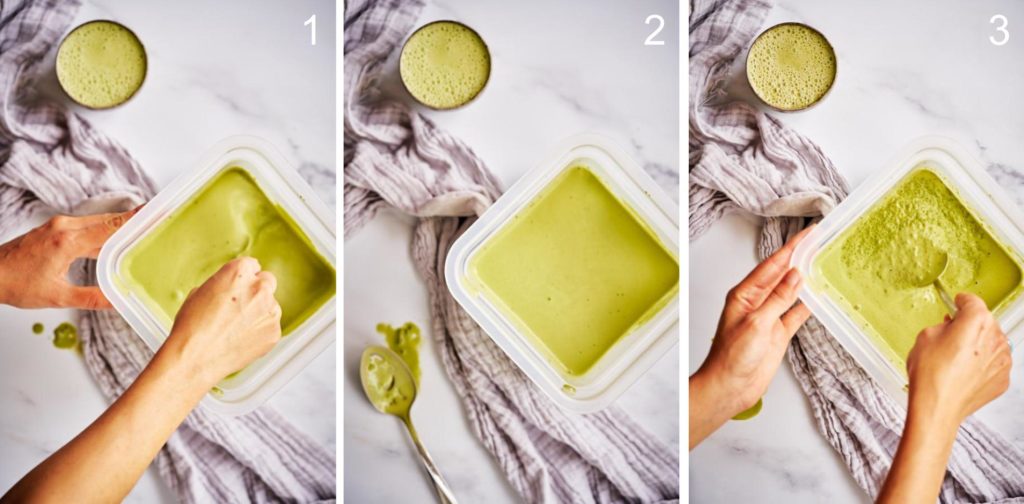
[360, 346, 456, 502]
[361, 346, 417, 415]
[377, 322, 421, 385]
[53, 322, 78, 350]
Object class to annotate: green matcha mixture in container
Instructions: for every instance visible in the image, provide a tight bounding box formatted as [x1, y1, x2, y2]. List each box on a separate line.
[446, 136, 680, 413]
[122, 168, 335, 335]
[792, 137, 1024, 407]
[98, 136, 337, 415]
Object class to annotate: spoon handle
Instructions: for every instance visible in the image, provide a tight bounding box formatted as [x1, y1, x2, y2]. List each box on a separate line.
[403, 416, 458, 504]
[935, 280, 957, 315]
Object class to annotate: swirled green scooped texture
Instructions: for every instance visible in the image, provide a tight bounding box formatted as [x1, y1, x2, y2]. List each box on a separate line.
[815, 169, 1023, 369]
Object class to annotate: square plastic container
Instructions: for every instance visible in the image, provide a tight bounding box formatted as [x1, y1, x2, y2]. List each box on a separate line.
[98, 135, 337, 416]
[791, 136, 1024, 408]
[445, 134, 680, 413]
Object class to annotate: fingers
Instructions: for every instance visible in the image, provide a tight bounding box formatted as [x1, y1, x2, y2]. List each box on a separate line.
[253, 271, 282, 339]
[256, 270, 278, 294]
[949, 293, 992, 335]
[954, 292, 987, 314]
[756, 268, 804, 321]
[62, 286, 113, 310]
[66, 208, 142, 258]
[729, 225, 814, 311]
[780, 301, 811, 335]
[231, 257, 261, 277]
[254, 270, 281, 319]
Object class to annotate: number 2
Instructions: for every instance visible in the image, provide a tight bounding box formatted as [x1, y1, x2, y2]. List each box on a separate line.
[305, 14, 317, 46]
[645, 14, 665, 46]
[991, 14, 1009, 46]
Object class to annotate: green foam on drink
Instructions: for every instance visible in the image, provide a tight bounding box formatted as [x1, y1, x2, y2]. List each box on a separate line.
[400, 21, 490, 109]
[747, 23, 836, 111]
[57, 21, 146, 109]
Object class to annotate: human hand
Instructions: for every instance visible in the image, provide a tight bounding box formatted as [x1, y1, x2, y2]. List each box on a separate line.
[160, 257, 282, 390]
[0, 209, 139, 309]
[906, 293, 1012, 427]
[877, 294, 1012, 503]
[0, 257, 281, 504]
[694, 226, 813, 417]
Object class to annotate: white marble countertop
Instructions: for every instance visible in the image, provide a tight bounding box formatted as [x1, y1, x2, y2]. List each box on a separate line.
[0, 1, 336, 502]
[344, 0, 680, 502]
[691, 0, 1024, 502]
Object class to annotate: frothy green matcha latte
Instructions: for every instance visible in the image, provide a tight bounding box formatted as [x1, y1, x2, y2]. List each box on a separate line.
[470, 166, 679, 377]
[400, 21, 490, 109]
[122, 168, 336, 335]
[56, 21, 146, 109]
[747, 23, 836, 111]
[815, 169, 1024, 369]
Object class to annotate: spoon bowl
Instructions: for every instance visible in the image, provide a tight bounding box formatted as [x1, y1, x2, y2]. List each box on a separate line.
[360, 346, 417, 417]
[912, 250, 949, 289]
[359, 347, 457, 503]
[911, 251, 957, 314]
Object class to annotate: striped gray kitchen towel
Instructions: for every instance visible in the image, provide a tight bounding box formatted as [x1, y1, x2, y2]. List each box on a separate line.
[344, 0, 679, 502]
[0, 0, 335, 502]
[690, 0, 1024, 501]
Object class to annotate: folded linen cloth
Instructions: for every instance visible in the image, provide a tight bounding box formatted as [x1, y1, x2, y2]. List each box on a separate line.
[0, 1, 335, 502]
[689, 0, 1024, 501]
[344, 0, 679, 502]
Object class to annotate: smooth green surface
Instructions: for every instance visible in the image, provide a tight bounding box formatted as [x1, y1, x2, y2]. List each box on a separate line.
[400, 21, 490, 109]
[747, 23, 835, 110]
[122, 167, 335, 335]
[471, 166, 679, 377]
[53, 322, 78, 350]
[31, 323, 44, 335]
[56, 21, 146, 108]
[377, 322, 421, 385]
[360, 346, 417, 416]
[815, 169, 1024, 368]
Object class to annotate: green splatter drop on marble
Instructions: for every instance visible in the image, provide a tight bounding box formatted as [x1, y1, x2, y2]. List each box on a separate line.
[53, 322, 78, 350]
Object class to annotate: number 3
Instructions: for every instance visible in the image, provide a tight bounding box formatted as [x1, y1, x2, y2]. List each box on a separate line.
[991, 14, 1009, 46]
[645, 14, 665, 46]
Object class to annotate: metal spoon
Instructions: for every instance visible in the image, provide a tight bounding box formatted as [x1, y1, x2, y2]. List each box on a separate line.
[914, 252, 957, 315]
[360, 346, 457, 504]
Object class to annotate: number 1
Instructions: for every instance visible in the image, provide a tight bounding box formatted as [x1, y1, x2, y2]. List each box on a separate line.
[305, 14, 316, 46]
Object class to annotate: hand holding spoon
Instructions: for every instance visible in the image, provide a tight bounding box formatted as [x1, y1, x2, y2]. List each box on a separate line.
[360, 346, 457, 504]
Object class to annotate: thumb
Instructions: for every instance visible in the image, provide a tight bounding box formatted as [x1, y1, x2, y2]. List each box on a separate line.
[75, 207, 142, 257]
[63, 286, 113, 310]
